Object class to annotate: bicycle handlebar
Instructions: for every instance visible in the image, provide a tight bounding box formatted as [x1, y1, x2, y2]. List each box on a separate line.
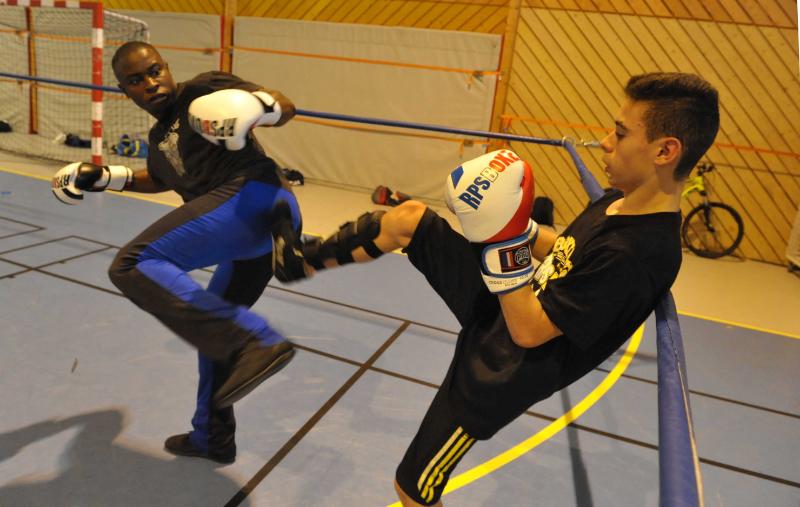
[696, 162, 715, 175]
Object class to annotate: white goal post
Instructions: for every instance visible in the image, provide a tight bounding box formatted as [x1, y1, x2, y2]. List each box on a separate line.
[0, 0, 150, 166]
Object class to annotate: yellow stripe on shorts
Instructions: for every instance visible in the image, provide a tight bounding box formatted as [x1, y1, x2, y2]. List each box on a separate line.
[417, 427, 476, 503]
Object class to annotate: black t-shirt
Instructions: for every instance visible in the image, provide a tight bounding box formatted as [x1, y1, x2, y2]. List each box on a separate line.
[450, 190, 682, 437]
[536, 190, 682, 380]
[146, 71, 282, 201]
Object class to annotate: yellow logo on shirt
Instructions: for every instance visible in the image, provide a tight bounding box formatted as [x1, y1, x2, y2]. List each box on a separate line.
[533, 235, 575, 294]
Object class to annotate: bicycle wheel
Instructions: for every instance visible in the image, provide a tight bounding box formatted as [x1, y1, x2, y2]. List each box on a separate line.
[682, 202, 744, 259]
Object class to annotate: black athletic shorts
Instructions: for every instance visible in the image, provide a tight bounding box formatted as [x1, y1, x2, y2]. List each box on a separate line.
[395, 384, 477, 505]
[402, 208, 494, 329]
[394, 208, 492, 505]
[395, 208, 563, 505]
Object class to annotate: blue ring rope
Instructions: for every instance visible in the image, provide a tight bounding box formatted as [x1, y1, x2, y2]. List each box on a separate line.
[0, 71, 121, 93]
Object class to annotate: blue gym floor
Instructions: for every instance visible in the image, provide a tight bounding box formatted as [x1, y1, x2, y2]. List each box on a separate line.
[0, 169, 798, 506]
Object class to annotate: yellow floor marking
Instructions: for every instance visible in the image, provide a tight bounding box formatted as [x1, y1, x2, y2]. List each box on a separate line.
[386, 325, 644, 507]
[1, 166, 51, 182]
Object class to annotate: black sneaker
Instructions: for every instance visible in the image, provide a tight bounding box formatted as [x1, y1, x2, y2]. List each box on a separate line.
[213, 339, 295, 409]
[164, 433, 236, 465]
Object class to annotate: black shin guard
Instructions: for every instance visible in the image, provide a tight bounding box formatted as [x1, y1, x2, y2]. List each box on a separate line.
[303, 211, 386, 270]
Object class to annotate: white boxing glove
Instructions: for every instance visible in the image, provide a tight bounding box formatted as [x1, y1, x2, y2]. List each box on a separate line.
[187, 89, 282, 150]
[51, 162, 132, 205]
[444, 149, 538, 293]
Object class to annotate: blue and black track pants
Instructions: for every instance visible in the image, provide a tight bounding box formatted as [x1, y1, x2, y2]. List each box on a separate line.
[109, 177, 301, 452]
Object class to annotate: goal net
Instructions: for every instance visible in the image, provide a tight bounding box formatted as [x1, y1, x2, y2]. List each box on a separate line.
[0, 1, 151, 168]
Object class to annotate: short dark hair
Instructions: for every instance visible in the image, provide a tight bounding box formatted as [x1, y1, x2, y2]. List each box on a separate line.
[111, 41, 158, 77]
[624, 72, 719, 180]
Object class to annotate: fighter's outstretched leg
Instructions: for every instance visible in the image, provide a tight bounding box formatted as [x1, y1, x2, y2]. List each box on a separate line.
[303, 200, 427, 271]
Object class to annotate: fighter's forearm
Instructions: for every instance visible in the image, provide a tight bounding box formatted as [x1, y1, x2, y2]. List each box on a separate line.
[531, 226, 557, 262]
[259, 88, 295, 127]
[498, 289, 562, 348]
[126, 169, 168, 193]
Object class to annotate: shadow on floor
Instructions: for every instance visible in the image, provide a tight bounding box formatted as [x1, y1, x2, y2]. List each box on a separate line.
[0, 408, 250, 507]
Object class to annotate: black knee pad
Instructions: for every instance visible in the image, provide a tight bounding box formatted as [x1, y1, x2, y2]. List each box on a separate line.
[303, 211, 385, 269]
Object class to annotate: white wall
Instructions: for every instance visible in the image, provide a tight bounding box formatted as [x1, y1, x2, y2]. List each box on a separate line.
[233, 17, 501, 200]
[114, 10, 220, 82]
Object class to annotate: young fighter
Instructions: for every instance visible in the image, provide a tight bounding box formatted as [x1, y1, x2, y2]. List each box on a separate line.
[279, 72, 719, 505]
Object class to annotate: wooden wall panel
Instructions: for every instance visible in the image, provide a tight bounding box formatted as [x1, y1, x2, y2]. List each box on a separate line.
[236, 0, 511, 33]
[505, 6, 800, 263]
[105, 0, 796, 29]
[665, 20, 790, 262]
[524, 0, 797, 28]
[105, 0, 222, 14]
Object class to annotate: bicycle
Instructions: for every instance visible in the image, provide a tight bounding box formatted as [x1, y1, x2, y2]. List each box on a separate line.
[681, 163, 744, 259]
